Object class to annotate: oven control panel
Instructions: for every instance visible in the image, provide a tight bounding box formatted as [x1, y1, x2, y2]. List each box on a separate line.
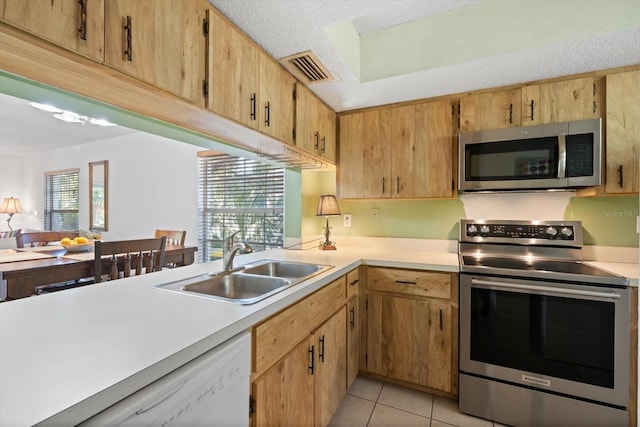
[461, 220, 582, 245]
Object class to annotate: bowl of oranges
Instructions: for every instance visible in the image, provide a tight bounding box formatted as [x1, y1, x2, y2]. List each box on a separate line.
[61, 236, 92, 252]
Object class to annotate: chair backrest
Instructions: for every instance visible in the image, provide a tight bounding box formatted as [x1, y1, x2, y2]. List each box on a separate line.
[154, 229, 186, 245]
[94, 237, 166, 283]
[16, 230, 78, 248]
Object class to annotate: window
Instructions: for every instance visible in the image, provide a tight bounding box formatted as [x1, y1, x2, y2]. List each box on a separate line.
[44, 169, 79, 231]
[198, 153, 284, 262]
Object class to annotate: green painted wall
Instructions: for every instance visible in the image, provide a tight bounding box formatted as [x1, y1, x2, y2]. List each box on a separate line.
[303, 171, 639, 247]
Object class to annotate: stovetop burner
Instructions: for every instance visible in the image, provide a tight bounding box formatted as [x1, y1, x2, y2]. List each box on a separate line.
[459, 219, 629, 287]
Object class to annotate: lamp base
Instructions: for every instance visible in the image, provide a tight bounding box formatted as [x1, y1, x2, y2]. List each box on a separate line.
[319, 243, 336, 251]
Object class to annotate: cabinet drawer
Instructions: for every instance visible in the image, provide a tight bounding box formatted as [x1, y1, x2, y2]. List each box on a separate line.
[367, 267, 451, 299]
[346, 268, 360, 299]
[253, 276, 346, 375]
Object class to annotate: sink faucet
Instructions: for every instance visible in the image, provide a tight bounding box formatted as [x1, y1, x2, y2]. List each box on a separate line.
[223, 231, 253, 271]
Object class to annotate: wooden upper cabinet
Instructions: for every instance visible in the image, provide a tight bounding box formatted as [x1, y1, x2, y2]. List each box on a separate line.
[104, 0, 207, 106]
[521, 77, 604, 126]
[259, 55, 295, 144]
[338, 109, 392, 199]
[207, 9, 258, 127]
[295, 83, 336, 162]
[339, 101, 455, 199]
[208, 8, 294, 143]
[1, 0, 104, 62]
[604, 70, 639, 194]
[459, 89, 522, 132]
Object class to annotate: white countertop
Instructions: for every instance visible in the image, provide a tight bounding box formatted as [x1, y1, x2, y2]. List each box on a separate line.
[0, 243, 636, 426]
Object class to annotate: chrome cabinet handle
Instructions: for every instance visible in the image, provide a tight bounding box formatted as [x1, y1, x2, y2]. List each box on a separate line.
[319, 335, 325, 362]
[250, 94, 256, 121]
[264, 101, 270, 126]
[308, 345, 315, 374]
[395, 280, 417, 285]
[314, 131, 319, 149]
[617, 165, 624, 188]
[350, 307, 355, 328]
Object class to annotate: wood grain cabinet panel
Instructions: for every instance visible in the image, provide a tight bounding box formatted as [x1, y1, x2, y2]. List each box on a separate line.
[259, 54, 295, 144]
[604, 70, 639, 194]
[521, 76, 604, 126]
[364, 267, 457, 395]
[294, 83, 337, 162]
[339, 101, 455, 199]
[338, 109, 392, 199]
[347, 295, 360, 389]
[460, 89, 522, 132]
[252, 336, 315, 427]
[104, 0, 207, 106]
[1, 0, 104, 61]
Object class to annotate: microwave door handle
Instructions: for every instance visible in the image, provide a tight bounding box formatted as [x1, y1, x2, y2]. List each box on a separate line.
[557, 133, 567, 179]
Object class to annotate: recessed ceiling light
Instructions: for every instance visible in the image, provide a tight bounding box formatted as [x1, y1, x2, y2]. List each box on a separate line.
[53, 111, 85, 124]
[89, 118, 117, 127]
[29, 102, 63, 113]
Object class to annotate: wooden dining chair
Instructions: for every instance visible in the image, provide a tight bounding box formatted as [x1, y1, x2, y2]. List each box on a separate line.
[154, 229, 186, 245]
[94, 237, 166, 283]
[16, 230, 78, 248]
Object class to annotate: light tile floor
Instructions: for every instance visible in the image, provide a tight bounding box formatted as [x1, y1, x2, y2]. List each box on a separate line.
[329, 376, 508, 427]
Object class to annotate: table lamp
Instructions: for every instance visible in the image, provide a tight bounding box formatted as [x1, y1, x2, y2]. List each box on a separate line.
[0, 196, 25, 231]
[316, 195, 341, 250]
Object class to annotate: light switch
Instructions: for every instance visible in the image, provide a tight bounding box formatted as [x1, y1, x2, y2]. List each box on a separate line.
[343, 214, 352, 228]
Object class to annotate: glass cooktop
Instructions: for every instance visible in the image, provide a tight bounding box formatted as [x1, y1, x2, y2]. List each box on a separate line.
[462, 256, 623, 279]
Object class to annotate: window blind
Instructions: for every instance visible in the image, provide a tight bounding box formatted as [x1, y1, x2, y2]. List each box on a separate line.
[198, 154, 284, 262]
[44, 169, 80, 231]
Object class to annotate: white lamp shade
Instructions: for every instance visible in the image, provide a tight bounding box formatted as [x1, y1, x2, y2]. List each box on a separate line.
[0, 197, 25, 214]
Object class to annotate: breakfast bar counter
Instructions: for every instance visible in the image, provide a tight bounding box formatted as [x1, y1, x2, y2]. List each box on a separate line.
[0, 240, 636, 426]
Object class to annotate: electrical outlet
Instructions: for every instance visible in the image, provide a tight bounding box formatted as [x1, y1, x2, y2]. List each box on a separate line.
[371, 208, 380, 222]
[343, 214, 352, 228]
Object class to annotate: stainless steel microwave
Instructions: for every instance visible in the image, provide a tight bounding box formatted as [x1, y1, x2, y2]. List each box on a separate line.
[458, 118, 602, 191]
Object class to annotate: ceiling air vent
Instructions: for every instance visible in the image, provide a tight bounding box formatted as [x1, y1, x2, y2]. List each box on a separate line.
[281, 51, 334, 85]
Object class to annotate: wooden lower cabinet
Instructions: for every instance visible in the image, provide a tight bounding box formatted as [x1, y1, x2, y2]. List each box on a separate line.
[251, 274, 352, 427]
[252, 307, 346, 427]
[364, 267, 457, 395]
[252, 335, 315, 427]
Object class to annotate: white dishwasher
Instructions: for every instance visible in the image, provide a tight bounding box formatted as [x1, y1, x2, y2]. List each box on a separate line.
[81, 332, 250, 426]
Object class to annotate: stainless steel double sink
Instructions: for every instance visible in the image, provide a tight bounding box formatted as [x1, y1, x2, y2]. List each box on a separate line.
[155, 260, 333, 304]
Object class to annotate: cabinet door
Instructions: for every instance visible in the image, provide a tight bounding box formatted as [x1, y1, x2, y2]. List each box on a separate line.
[389, 105, 417, 197]
[605, 70, 640, 194]
[105, 0, 206, 106]
[459, 89, 521, 132]
[314, 308, 347, 427]
[367, 293, 452, 392]
[259, 55, 295, 144]
[521, 77, 604, 126]
[253, 336, 315, 427]
[319, 102, 337, 163]
[347, 296, 360, 389]
[2, 0, 104, 61]
[415, 99, 455, 198]
[294, 83, 319, 154]
[338, 109, 392, 198]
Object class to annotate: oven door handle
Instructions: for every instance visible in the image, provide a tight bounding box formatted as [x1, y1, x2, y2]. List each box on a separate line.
[471, 278, 621, 300]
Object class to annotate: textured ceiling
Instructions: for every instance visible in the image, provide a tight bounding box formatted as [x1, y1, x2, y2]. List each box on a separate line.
[209, 0, 640, 112]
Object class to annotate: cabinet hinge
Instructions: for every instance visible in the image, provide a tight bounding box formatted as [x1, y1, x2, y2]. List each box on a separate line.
[249, 395, 255, 416]
[202, 80, 208, 97]
[202, 18, 209, 36]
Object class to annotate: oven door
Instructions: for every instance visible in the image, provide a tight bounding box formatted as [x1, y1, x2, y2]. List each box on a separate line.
[460, 274, 629, 408]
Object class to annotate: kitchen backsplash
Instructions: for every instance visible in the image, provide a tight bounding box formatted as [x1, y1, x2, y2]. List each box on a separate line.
[302, 171, 639, 248]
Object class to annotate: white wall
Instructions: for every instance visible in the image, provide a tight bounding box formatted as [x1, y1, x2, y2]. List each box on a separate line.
[1, 132, 201, 246]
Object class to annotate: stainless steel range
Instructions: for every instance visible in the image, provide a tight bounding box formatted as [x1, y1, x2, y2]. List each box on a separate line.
[458, 219, 630, 427]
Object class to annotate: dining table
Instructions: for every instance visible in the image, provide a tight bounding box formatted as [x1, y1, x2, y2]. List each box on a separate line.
[0, 244, 197, 301]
